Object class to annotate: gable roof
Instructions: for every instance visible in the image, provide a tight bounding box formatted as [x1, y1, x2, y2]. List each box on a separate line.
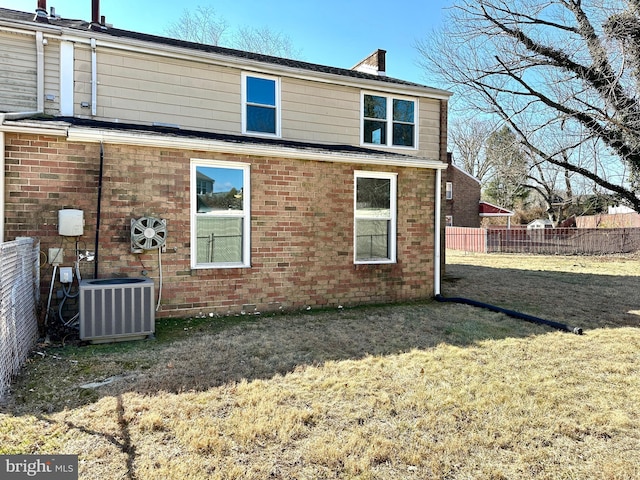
[450, 163, 481, 184]
[0, 7, 451, 97]
[479, 201, 514, 216]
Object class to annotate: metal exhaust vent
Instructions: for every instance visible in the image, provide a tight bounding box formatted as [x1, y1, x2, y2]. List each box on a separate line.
[131, 217, 167, 253]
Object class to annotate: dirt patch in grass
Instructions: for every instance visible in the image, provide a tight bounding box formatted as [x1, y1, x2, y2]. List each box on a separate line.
[1, 253, 639, 479]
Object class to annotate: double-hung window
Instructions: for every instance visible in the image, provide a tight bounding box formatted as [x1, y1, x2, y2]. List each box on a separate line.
[354, 171, 397, 264]
[191, 160, 251, 269]
[445, 182, 453, 200]
[242, 72, 280, 136]
[362, 93, 416, 148]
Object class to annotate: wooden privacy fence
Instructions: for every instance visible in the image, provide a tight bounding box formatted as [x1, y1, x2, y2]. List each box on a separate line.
[446, 226, 640, 255]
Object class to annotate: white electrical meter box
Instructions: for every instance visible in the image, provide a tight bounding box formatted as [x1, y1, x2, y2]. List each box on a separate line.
[58, 209, 84, 236]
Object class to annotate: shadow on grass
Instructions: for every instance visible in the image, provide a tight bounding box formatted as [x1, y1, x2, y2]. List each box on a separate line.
[4, 261, 638, 416]
[443, 263, 640, 330]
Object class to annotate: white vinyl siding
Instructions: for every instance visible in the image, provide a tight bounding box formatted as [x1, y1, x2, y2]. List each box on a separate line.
[0, 32, 37, 112]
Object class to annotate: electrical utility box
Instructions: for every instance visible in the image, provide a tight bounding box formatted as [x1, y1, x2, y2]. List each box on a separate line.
[58, 209, 84, 236]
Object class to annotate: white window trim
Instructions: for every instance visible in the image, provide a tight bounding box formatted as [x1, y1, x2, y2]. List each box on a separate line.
[241, 72, 281, 138]
[354, 170, 397, 264]
[190, 159, 251, 269]
[360, 91, 418, 150]
[445, 181, 453, 200]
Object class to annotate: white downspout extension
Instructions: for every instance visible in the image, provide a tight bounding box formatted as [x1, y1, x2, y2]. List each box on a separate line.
[434, 168, 442, 296]
[91, 38, 97, 116]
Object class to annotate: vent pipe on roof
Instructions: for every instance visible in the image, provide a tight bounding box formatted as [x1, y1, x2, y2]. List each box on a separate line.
[89, 0, 106, 30]
[92, 0, 99, 24]
[35, 0, 49, 22]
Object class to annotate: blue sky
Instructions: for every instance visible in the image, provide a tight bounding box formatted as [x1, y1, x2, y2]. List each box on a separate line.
[2, 0, 452, 86]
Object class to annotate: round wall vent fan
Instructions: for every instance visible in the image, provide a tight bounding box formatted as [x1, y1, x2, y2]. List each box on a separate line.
[131, 217, 167, 251]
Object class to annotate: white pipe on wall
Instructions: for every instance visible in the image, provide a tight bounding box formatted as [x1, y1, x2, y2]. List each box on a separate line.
[36, 31, 45, 113]
[434, 168, 442, 296]
[91, 38, 97, 116]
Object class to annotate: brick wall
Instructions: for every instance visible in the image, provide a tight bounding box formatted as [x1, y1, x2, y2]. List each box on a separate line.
[445, 164, 480, 228]
[4, 133, 437, 318]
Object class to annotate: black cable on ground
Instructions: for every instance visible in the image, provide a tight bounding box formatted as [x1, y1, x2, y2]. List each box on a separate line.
[435, 295, 583, 335]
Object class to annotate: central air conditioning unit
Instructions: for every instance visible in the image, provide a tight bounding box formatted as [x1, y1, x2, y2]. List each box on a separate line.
[79, 277, 155, 343]
[131, 216, 167, 253]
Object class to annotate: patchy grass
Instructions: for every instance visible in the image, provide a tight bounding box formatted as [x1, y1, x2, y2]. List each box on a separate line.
[1, 253, 639, 479]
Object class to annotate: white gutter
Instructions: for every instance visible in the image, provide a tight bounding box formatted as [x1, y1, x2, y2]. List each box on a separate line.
[434, 168, 442, 296]
[67, 127, 449, 170]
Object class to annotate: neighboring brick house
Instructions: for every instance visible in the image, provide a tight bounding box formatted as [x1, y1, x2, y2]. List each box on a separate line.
[0, 2, 451, 320]
[444, 153, 481, 227]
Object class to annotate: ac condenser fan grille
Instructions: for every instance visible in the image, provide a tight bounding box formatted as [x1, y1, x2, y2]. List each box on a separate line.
[131, 217, 167, 250]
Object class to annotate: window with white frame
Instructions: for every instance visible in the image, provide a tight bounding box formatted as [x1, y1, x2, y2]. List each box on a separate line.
[445, 215, 453, 227]
[362, 93, 416, 148]
[354, 171, 397, 263]
[191, 160, 250, 268]
[242, 73, 280, 136]
[445, 182, 453, 200]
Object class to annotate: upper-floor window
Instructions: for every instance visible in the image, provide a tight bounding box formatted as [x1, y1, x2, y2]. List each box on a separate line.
[445, 182, 453, 200]
[191, 160, 251, 269]
[354, 171, 397, 264]
[242, 73, 281, 136]
[362, 93, 416, 148]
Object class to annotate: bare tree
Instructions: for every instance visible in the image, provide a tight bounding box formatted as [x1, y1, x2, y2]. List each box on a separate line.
[165, 5, 228, 46]
[165, 5, 302, 58]
[417, 0, 640, 211]
[449, 117, 495, 181]
[232, 26, 302, 58]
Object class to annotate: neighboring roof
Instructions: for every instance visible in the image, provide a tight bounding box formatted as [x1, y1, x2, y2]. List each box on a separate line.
[0, 7, 451, 96]
[3, 116, 446, 169]
[527, 219, 553, 228]
[479, 201, 514, 216]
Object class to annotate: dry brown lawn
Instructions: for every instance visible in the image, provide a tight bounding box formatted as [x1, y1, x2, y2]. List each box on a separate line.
[1, 252, 639, 479]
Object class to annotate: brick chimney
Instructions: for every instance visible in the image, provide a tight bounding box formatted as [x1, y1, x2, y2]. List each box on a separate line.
[351, 49, 387, 76]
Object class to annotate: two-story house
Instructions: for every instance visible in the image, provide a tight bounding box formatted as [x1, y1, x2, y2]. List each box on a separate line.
[0, 1, 451, 320]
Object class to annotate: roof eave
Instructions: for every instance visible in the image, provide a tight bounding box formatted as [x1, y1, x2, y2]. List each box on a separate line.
[65, 126, 447, 169]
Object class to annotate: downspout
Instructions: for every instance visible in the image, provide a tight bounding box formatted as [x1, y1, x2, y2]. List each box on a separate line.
[36, 31, 45, 113]
[434, 168, 442, 296]
[91, 38, 97, 116]
[94, 142, 104, 279]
